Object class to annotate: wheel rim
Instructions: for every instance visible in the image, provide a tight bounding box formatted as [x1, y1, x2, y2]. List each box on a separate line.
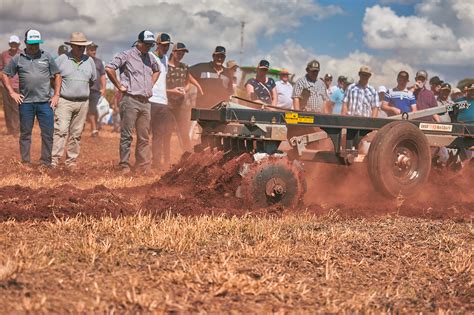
[265, 177, 287, 203]
[391, 140, 420, 184]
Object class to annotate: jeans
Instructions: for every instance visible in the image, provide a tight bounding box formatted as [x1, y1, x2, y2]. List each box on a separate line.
[19, 102, 54, 165]
[150, 104, 176, 166]
[119, 95, 151, 170]
[52, 98, 89, 166]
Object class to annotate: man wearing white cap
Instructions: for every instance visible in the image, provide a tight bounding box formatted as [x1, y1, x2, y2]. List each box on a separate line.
[0, 35, 21, 135]
[2, 30, 61, 167]
[51, 32, 97, 168]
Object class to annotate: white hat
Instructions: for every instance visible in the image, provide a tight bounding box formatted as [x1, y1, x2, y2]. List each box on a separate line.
[25, 29, 43, 44]
[9, 35, 20, 44]
[378, 85, 388, 93]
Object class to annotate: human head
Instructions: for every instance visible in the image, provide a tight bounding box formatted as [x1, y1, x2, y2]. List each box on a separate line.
[226, 60, 239, 74]
[135, 30, 155, 53]
[305, 59, 320, 81]
[378, 85, 387, 100]
[279, 68, 290, 82]
[466, 84, 474, 100]
[397, 70, 409, 89]
[344, 77, 354, 90]
[86, 42, 98, 58]
[58, 44, 68, 56]
[358, 65, 372, 85]
[450, 87, 463, 101]
[429, 76, 443, 94]
[323, 73, 333, 88]
[171, 42, 188, 62]
[337, 75, 346, 88]
[24, 29, 43, 54]
[65, 32, 91, 57]
[212, 46, 226, 67]
[156, 32, 172, 55]
[8, 35, 20, 51]
[415, 70, 428, 88]
[256, 59, 270, 76]
[439, 82, 451, 100]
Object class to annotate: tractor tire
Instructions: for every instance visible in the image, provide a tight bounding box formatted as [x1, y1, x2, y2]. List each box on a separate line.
[367, 121, 431, 198]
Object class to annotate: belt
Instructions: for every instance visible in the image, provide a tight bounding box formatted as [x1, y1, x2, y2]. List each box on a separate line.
[125, 93, 150, 103]
[61, 96, 89, 102]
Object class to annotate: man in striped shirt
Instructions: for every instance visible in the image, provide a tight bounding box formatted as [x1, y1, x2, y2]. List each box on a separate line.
[381, 70, 416, 116]
[292, 59, 328, 112]
[342, 66, 379, 118]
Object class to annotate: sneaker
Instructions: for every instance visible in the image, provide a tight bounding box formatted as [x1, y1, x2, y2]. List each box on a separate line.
[119, 167, 131, 175]
[91, 130, 99, 137]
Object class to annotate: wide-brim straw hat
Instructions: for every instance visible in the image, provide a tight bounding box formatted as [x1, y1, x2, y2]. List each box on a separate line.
[65, 32, 92, 46]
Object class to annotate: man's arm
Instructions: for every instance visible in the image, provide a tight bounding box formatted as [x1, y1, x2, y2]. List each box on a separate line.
[381, 101, 400, 115]
[371, 107, 379, 118]
[324, 100, 334, 114]
[50, 73, 61, 108]
[2, 72, 23, 104]
[292, 80, 302, 110]
[410, 104, 417, 112]
[341, 101, 348, 115]
[188, 73, 203, 95]
[105, 67, 126, 92]
[151, 71, 160, 86]
[271, 86, 278, 107]
[100, 75, 106, 96]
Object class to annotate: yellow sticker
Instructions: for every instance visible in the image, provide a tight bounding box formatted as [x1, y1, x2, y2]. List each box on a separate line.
[284, 112, 314, 124]
[298, 115, 314, 124]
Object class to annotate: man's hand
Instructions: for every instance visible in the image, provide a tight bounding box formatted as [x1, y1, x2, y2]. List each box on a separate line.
[119, 85, 127, 93]
[100, 88, 106, 97]
[10, 91, 24, 105]
[50, 94, 60, 108]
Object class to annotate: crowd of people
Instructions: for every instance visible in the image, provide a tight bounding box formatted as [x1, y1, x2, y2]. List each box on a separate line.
[0, 29, 472, 173]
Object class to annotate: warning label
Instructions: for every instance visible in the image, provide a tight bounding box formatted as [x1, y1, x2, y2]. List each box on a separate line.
[285, 112, 314, 124]
[419, 123, 453, 132]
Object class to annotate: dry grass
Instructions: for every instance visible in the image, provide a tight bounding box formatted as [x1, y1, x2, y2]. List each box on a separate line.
[0, 214, 472, 313]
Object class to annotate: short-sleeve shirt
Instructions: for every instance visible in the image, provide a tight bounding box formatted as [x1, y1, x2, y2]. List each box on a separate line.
[414, 87, 437, 121]
[245, 77, 276, 105]
[189, 62, 233, 109]
[90, 57, 105, 92]
[167, 62, 189, 105]
[0, 49, 20, 89]
[457, 97, 474, 124]
[3, 49, 60, 103]
[436, 98, 452, 123]
[292, 75, 328, 112]
[56, 53, 97, 99]
[106, 47, 159, 98]
[329, 86, 345, 114]
[149, 53, 168, 105]
[384, 88, 416, 114]
[275, 80, 293, 109]
[343, 83, 379, 117]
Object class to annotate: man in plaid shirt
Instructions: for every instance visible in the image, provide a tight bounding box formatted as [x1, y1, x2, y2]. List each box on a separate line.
[342, 66, 379, 117]
[292, 59, 328, 112]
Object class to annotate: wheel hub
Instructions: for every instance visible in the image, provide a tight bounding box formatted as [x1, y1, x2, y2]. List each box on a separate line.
[265, 177, 286, 198]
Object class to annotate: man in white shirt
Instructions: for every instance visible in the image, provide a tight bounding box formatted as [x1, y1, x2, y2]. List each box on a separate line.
[275, 69, 293, 109]
[149, 32, 174, 169]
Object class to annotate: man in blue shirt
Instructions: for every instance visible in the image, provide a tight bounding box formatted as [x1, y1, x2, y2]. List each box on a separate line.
[325, 75, 352, 114]
[381, 71, 416, 116]
[457, 84, 474, 124]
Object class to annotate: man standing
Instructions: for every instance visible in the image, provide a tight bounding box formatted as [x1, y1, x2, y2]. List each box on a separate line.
[341, 66, 379, 118]
[429, 76, 443, 97]
[2, 30, 60, 166]
[226, 60, 239, 93]
[105, 30, 160, 174]
[86, 42, 106, 137]
[292, 60, 328, 112]
[57, 45, 68, 57]
[381, 71, 417, 116]
[189, 46, 233, 108]
[456, 83, 474, 124]
[275, 68, 293, 109]
[413, 70, 439, 122]
[167, 42, 203, 152]
[0, 35, 21, 136]
[325, 76, 352, 114]
[322, 73, 334, 97]
[52, 32, 96, 168]
[149, 32, 173, 168]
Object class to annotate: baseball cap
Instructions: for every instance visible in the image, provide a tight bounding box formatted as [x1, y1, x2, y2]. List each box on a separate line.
[378, 85, 388, 93]
[429, 76, 442, 85]
[25, 29, 43, 44]
[451, 87, 461, 94]
[440, 82, 451, 91]
[258, 59, 270, 69]
[213, 46, 226, 55]
[9, 35, 20, 44]
[345, 77, 355, 85]
[359, 65, 372, 75]
[398, 70, 409, 80]
[172, 42, 188, 52]
[306, 60, 320, 71]
[88, 42, 98, 48]
[415, 70, 428, 79]
[138, 30, 155, 44]
[280, 68, 290, 75]
[226, 60, 238, 69]
[324, 73, 333, 80]
[156, 32, 172, 44]
[466, 83, 474, 90]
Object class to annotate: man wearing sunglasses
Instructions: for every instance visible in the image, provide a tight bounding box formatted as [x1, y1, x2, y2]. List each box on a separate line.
[105, 30, 160, 174]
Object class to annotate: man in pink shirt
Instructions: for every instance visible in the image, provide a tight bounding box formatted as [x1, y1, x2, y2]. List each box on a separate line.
[0, 35, 21, 135]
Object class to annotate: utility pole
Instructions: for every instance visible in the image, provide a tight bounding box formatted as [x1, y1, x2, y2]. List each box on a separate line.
[240, 21, 245, 66]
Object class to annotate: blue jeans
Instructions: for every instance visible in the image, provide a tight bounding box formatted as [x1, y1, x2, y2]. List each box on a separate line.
[19, 102, 54, 165]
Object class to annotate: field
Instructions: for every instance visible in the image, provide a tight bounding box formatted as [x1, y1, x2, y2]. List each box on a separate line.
[0, 111, 472, 313]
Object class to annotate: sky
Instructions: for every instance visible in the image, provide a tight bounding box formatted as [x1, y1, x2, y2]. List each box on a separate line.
[0, 0, 472, 88]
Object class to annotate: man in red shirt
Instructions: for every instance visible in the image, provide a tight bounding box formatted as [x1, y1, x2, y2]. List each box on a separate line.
[0, 35, 21, 135]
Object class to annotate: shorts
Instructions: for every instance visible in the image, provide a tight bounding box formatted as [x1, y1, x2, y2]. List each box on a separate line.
[88, 90, 101, 116]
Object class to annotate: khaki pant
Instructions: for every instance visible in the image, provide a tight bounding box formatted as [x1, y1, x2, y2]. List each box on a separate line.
[52, 97, 89, 166]
[1, 86, 20, 135]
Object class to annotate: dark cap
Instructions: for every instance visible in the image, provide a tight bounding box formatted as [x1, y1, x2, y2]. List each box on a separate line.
[429, 76, 443, 86]
[258, 59, 270, 69]
[57, 44, 68, 54]
[138, 30, 155, 44]
[307, 59, 320, 71]
[440, 82, 451, 91]
[398, 70, 409, 80]
[87, 42, 98, 49]
[172, 42, 188, 52]
[415, 70, 428, 79]
[213, 46, 226, 55]
[324, 73, 333, 80]
[466, 83, 474, 90]
[156, 32, 172, 44]
[337, 75, 347, 83]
